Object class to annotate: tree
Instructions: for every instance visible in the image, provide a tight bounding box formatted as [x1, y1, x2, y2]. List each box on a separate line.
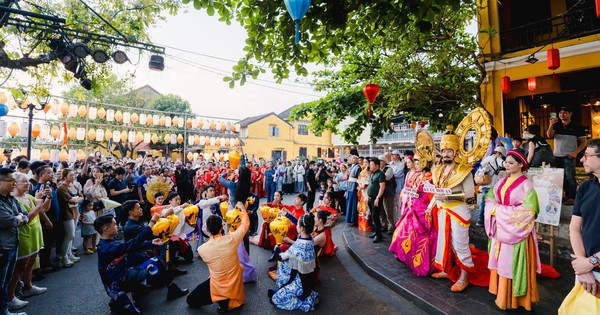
[151, 94, 192, 114]
[0, 0, 182, 96]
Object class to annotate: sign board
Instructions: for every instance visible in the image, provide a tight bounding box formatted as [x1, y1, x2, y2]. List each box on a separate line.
[526, 167, 564, 226]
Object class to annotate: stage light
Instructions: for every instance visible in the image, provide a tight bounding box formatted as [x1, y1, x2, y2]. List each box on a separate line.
[80, 78, 92, 90]
[72, 43, 91, 58]
[112, 50, 128, 64]
[525, 54, 538, 64]
[148, 55, 164, 71]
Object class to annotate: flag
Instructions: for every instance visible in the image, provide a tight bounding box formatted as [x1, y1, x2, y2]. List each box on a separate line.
[62, 121, 68, 146]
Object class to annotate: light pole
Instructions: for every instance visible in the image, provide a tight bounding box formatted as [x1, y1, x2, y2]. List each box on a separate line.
[16, 93, 49, 160]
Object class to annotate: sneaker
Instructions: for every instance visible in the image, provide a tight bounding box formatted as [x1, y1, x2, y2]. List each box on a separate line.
[21, 285, 47, 298]
[60, 257, 73, 268]
[92, 246, 98, 252]
[476, 220, 484, 227]
[84, 249, 94, 255]
[69, 255, 80, 263]
[7, 297, 28, 310]
[15, 281, 23, 299]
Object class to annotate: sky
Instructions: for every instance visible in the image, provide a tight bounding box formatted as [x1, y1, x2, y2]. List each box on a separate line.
[115, 6, 324, 120]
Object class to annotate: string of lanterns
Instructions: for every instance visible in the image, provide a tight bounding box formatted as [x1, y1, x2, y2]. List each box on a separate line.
[500, 47, 561, 96]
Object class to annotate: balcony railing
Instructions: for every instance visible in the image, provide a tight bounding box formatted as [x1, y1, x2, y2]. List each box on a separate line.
[500, 5, 600, 53]
[376, 124, 443, 144]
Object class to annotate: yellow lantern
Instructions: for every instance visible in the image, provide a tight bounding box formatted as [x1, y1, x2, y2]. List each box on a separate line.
[183, 205, 199, 226]
[31, 124, 41, 138]
[50, 125, 60, 140]
[59, 149, 68, 162]
[271, 215, 291, 245]
[163, 134, 171, 144]
[40, 149, 50, 160]
[114, 110, 123, 122]
[77, 149, 86, 160]
[259, 205, 272, 222]
[143, 132, 151, 144]
[151, 133, 159, 144]
[146, 114, 154, 125]
[76, 127, 86, 140]
[128, 131, 135, 143]
[112, 130, 121, 143]
[77, 105, 87, 118]
[87, 129, 96, 141]
[152, 114, 159, 126]
[120, 130, 128, 143]
[220, 121, 227, 131]
[68, 127, 77, 141]
[7, 121, 19, 137]
[60, 102, 69, 116]
[224, 138, 230, 147]
[186, 152, 193, 161]
[194, 135, 200, 145]
[43, 104, 51, 114]
[88, 107, 97, 120]
[159, 115, 166, 126]
[177, 134, 184, 144]
[165, 116, 172, 127]
[229, 151, 241, 170]
[210, 120, 216, 130]
[219, 202, 229, 216]
[197, 119, 204, 129]
[68, 104, 78, 117]
[106, 109, 115, 122]
[96, 129, 104, 142]
[97, 108, 106, 119]
[186, 118, 192, 127]
[225, 207, 243, 232]
[104, 129, 113, 142]
[139, 113, 147, 125]
[123, 112, 131, 124]
[130, 113, 139, 124]
[172, 116, 179, 127]
[135, 132, 143, 143]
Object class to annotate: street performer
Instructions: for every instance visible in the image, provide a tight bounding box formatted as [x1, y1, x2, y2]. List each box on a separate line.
[429, 126, 476, 292]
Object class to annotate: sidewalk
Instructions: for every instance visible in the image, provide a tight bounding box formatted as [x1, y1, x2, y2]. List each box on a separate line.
[342, 222, 574, 314]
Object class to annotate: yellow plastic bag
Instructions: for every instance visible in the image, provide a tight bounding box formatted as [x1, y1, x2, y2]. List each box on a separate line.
[558, 283, 600, 315]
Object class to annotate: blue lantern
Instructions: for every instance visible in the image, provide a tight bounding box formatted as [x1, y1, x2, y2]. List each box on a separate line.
[0, 104, 8, 117]
[284, 0, 311, 44]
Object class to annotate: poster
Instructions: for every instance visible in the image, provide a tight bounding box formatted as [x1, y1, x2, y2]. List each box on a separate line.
[526, 167, 564, 226]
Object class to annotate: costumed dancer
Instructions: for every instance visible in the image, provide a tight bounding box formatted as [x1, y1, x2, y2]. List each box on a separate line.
[356, 158, 372, 232]
[484, 149, 540, 311]
[258, 191, 287, 250]
[162, 192, 194, 266]
[232, 165, 259, 283]
[268, 214, 319, 312]
[429, 126, 476, 292]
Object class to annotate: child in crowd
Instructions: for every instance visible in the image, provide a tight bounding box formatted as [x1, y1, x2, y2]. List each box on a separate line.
[317, 181, 327, 205]
[326, 178, 337, 210]
[80, 199, 97, 254]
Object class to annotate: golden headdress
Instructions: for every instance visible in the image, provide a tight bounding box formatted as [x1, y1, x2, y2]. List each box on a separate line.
[440, 125, 459, 152]
[145, 175, 174, 204]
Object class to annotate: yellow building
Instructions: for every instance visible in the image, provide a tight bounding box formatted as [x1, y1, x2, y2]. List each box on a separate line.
[239, 107, 333, 161]
[479, 0, 599, 142]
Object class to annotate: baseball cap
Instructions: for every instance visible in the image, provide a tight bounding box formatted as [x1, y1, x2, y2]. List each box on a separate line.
[378, 155, 388, 163]
[493, 146, 507, 156]
[558, 106, 573, 113]
[391, 150, 400, 155]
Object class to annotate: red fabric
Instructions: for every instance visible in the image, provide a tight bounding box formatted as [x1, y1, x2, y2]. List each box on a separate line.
[258, 222, 275, 250]
[321, 228, 337, 256]
[282, 205, 305, 220]
[169, 235, 191, 256]
[540, 263, 561, 279]
[449, 246, 490, 287]
[315, 205, 338, 217]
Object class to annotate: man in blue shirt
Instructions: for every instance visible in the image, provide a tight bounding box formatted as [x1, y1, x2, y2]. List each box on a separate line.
[136, 166, 152, 222]
[32, 165, 61, 273]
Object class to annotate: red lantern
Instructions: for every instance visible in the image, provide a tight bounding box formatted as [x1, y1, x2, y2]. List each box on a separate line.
[596, 0, 600, 18]
[527, 77, 537, 92]
[419, 121, 426, 128]
[410, 121, 417, 129]
[547, 48, 560, 71]
[363, 83, 379, 103]
[501, 76, 511, 94]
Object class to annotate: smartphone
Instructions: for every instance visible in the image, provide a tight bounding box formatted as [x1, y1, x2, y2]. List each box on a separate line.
[550, 112, 557, 120]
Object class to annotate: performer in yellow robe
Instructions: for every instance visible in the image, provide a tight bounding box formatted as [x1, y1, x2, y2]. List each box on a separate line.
[187, 202, 249, 312]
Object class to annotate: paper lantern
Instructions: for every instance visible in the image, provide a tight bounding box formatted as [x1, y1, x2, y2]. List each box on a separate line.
[19, 148, 27, 157]
[219, 153, 224, 161]
[152, 114, 159, 126]
[146, 114, 154, 125]
[43, 104, 51, 113]
[210, 120, 216, 130]
[68, 104, 78, 117]
[0, 92, 6, 104]
[77, 150, 86, 160]
[165, 116, 172, 127]
[67, 127, 76, 141]
[135, 132, 143, 143]
[171, 134, 177, 144]
[163, 134, 171, 144]
[547, 48, 560, 71]
[186, 118, 192, 127]
[68, 149, 77, 163]
[194, 135, 200, 145]
[0, 152, 4, 164]
[501, 76, 511, 94]
[234, 138, 240, 146]
[159, 115, 166, 126]
[40, 125, 49, 139]
[197, 119, 203, 129]
[60, 102, 69, 116]
[193, 152, 199, 160]
[120, 130, 128, 143]
[87, 128, 96, 141]
[139, 113, 147, 125]
[128, 131, 136, 143]
[229, 138, 236, 147]
[224, 138, 230, 147]
[188, 135, 194, 146]
[114, 110, 123, 122]
[527, 77, 536, 92]
[122, 112, 130, 124]
[143, 132, 151, 144]
[220, 137, 226, 146]
[235, 123, 241, 133]
[50, 125, 60, 139]
[226, 121, 232, 131]
[187, 152, 193, 161]
[59, 149, 68, 162]
[19, 122, 28, 138]
[224, 153, 229, 161]
[172, 116, 179, 127]
[40, 149, 50, 160]
[104, 129, 113, 142]
[0, 120, 5, 137]
[112, 130, 121, 142]
[209, 136, 216, 146]
[77, 105, 87, 118]
[106, 109, 115, 122]
[130, 113, 138, 124]
[96, 129, 104, 142]
[76, 128, 86, 140]
[191, 118, 197, 128]
[203, 119, 210, 129]
[177, 134, 184, 144]
[177, 117, 184, 128]
[220, 121, 227, 131]
[31, 124, 41, 138]
[199, 136, 206, 145]
[88, 107, 97, 119]
[50, 149, 59, 162]
[151, 133, 159, 144]
[97, 108, 106, 119]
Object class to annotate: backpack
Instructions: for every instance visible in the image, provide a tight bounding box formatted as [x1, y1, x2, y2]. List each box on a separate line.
[531, 144, 554, 167]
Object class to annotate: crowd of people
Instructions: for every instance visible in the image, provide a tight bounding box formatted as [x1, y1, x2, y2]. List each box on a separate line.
[0, 105, 598, 314]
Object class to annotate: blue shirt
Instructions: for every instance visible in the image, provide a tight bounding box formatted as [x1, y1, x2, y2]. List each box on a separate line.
[32, 183, 60, 222]
[264, 169, 275, 183]
[136, 175, 149, 195]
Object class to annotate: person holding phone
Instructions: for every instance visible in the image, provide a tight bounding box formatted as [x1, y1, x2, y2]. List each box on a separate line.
[547, 106, 587, 205]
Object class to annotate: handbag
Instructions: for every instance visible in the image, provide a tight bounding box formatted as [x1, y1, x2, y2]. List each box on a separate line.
[558, 282, 600, 314]
[474, 166, 492, 186]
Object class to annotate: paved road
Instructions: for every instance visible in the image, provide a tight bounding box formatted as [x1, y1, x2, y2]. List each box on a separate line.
[22, 194, 425, 315]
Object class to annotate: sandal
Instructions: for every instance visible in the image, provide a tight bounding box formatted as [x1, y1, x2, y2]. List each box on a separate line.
[431, 272, 449, 279]
[451, 280, 468, 292]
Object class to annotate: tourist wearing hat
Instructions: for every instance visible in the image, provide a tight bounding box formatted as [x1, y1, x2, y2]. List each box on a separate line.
[547, 106, 586, 205]
[476, 146, 506, 227]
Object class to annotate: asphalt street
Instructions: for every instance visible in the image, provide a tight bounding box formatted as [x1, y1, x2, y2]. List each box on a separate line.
[21, 194, 425, 315]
